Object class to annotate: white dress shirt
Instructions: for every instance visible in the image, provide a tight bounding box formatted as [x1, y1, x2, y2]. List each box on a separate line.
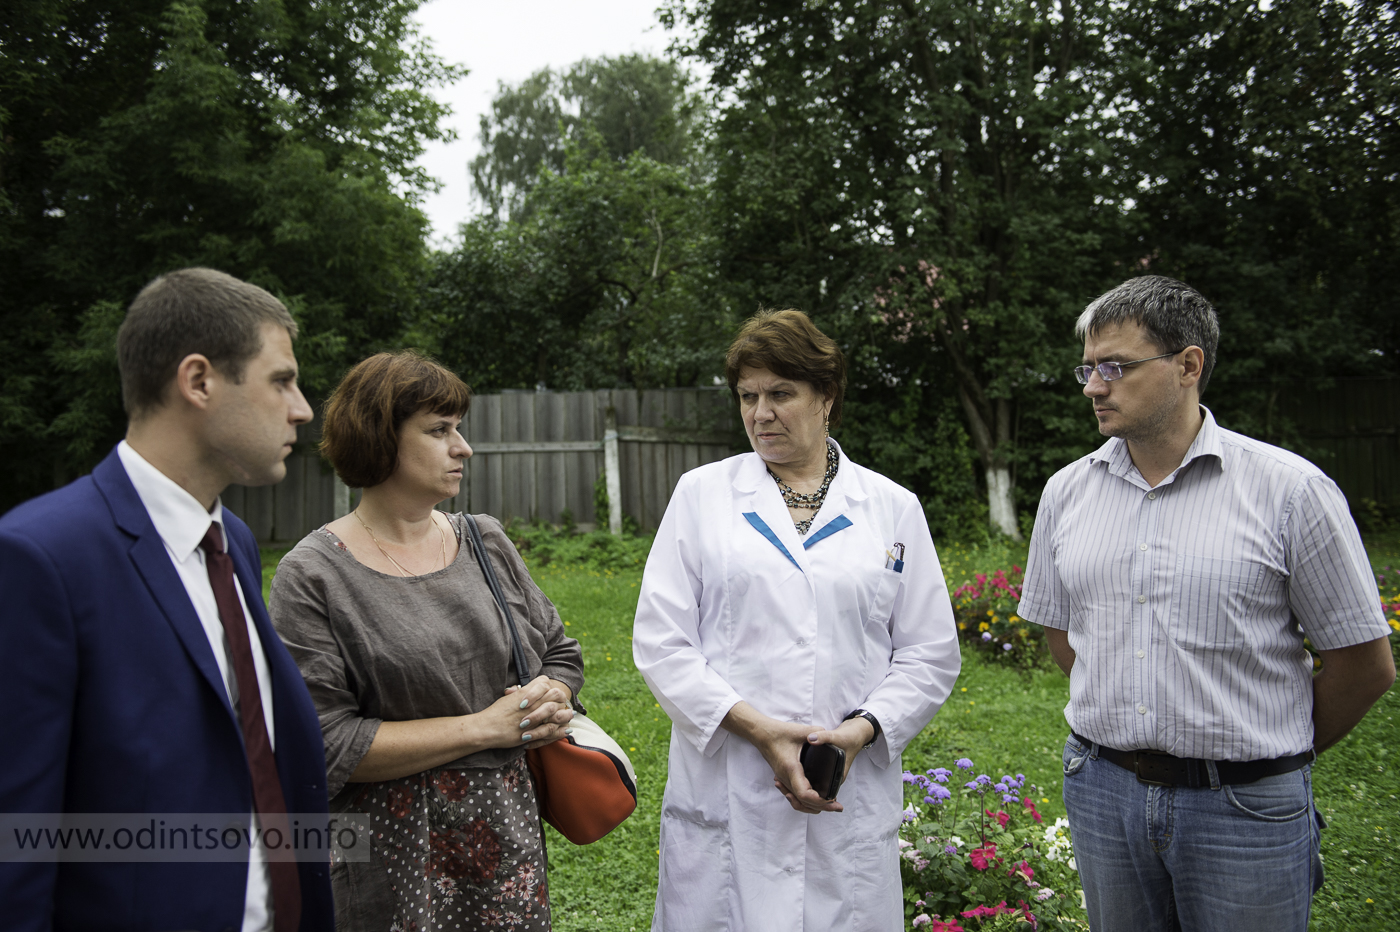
[117, 441, 275, 932]
[1020, 408, 1389, 761]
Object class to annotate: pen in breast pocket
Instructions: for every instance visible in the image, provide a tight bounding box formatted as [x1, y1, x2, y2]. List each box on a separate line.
[885, 542, 905, 573]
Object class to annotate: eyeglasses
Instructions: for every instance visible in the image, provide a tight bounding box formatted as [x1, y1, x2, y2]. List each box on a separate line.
[1074, 350, 1184, 385]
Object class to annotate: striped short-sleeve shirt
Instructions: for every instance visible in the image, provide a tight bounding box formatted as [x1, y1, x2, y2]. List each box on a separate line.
[1020, 407, 1389, 761]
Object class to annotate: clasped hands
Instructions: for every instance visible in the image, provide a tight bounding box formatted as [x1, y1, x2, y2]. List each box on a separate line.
[499, 675, 575, 750]
[722, 701, 875, 814]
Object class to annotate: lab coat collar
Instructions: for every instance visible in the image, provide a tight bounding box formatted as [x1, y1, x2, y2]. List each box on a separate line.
[733, 439, 864, 571]
[732, 439, 867, 500]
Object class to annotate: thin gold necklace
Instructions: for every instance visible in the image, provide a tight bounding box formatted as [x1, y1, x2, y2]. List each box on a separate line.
[352, 509, 448, 578]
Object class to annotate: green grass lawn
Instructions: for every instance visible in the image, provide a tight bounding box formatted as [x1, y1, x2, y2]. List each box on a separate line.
[261, 535, 1400, 931]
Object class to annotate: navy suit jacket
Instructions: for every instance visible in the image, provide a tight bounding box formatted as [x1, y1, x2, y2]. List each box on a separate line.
[0, 448, 334, 932]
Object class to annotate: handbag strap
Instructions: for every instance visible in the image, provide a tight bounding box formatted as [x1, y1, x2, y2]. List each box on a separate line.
[463, 513, 534, 688]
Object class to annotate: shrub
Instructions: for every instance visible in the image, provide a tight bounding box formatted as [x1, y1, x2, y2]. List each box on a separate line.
[901, 759, 1084, 930]
[504, 518, 654, 574]
[951, 565, 1046, 671]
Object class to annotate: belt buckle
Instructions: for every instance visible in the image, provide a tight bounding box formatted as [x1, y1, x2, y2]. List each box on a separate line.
[1133, 753, 1174, 787]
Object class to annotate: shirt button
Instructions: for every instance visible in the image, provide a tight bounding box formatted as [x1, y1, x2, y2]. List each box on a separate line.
[1137, 595, 1146, 604]
[795, 637, 807, 647]
[1136, 650, 1145, 659]
[1138, 543, 1148, 551]
[1137, 704, 1147, 715]
[1147, 492, 1157, 500]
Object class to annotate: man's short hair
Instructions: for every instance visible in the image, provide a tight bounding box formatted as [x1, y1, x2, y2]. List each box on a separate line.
[117, 268, 299, 419]
[1075, 275, 1220, 397]
[724, 308, 848, 427]
[320, 352, 472, 489]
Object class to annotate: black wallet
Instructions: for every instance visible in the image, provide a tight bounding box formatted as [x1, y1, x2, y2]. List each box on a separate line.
[800, 742, 846, 800]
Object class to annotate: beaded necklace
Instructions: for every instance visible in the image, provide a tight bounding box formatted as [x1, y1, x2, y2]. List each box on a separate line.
[768, 443, 839, 535]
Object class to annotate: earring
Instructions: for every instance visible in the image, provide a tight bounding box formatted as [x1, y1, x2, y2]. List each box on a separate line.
[824, 414, 830, 438]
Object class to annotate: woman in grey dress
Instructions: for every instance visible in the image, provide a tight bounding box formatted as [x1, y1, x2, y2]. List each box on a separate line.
[270, 352, 583, 931]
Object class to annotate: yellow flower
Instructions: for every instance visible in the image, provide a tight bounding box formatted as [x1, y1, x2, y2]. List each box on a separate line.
[986, 609, 995, 616]
[958, 622, 967, 630]
[1009, 615, 1020, 623]
[979, 622, 990, 632]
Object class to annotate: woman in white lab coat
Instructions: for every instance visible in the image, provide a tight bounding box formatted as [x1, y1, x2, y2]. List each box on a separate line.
[633, 309, 961, 932]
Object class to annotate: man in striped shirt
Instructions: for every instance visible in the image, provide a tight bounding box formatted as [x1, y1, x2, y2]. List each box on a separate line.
[1021, 275, 1394, 932]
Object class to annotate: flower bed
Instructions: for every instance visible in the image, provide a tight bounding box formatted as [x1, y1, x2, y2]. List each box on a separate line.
[901, 759, 1084, 930]
[951, 566, 1046, 669]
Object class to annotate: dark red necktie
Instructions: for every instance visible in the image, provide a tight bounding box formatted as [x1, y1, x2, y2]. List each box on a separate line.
[200, 523, 301, 932]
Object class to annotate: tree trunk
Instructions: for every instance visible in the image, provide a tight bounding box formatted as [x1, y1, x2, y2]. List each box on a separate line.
[954, 382, 1022, 541]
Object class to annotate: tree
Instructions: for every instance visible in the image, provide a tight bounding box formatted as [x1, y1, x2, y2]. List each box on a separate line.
[1111, 0, 1399, 444]
[433, 56, 728, 394]
[470, 53, 699, 220]
[0, 0, 460, 512]
[431, 136, 728, 392]
[664, 0, 1129, 537]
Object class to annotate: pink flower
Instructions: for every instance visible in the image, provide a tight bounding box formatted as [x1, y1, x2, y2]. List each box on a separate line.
[1009, 860, 1034, 883]
[985, 808, 1011, 828]
[931, 920, 965, 932]
[1022, 797, 1044, 824]
[969, 844, 999, 871]
[912, 916, 932, 928]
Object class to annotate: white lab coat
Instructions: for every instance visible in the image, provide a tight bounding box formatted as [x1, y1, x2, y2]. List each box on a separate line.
[633, 440, 961, 932]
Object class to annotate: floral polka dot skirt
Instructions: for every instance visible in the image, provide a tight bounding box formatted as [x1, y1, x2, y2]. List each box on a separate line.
[331, 756, 551, 930]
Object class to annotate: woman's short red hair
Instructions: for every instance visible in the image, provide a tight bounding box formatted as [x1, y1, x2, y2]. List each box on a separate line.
[320, 352, 472, 489]
[724, 308, 847, 427]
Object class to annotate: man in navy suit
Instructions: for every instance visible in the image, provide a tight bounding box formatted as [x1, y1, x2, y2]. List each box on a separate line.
[0, 269, 335, 930]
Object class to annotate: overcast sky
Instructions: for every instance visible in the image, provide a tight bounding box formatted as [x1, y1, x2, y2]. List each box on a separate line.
[410, 0, 673, 245]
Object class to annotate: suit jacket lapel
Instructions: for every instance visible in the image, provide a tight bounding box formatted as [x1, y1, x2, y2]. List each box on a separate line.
[93, 451, 236, 719]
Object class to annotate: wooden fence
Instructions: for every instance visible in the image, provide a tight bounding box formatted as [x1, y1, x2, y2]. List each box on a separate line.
[223, 388, 740, 545]
[1277, 377, 1399, 506]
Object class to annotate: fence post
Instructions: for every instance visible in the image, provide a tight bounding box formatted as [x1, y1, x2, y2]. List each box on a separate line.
[604, 406, 623, 535]
[332, 474, 351, 519]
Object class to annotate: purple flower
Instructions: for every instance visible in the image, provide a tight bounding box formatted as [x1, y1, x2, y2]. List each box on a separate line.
[1002, 793, 1020, 803]
[976, 774, 992, 786]
[981, 632, 993, 641]
[929, 784, 952, 801]
[955, 758, 974, 770]
[930, 768, 952, 783]
[994, 783, 1009, 793]
[964, 781, 979, 790]
[1002, 642, 1014, 651]
[944, 844, 957, 855]
[903, 773, 918, 784]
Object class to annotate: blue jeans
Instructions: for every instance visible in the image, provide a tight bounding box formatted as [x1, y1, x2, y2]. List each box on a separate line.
[1061, 733, 1323, 932]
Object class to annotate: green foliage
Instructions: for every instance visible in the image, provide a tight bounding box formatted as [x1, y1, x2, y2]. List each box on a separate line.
[0, 0, 460, 510]
[663, 0, 1127, 536]
[470, 54, 699, 220]
[1109, 0, 1399, 442]
[901, 763, 1083, 930]
[432, 128, 733, 392]
[504, 520, 654, 574]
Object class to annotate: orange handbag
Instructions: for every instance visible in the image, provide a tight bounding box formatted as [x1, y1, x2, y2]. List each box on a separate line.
[463, 515, 637, 844]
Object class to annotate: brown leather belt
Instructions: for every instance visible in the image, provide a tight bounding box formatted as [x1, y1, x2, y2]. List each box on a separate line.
[1072, 732, 1315, 788]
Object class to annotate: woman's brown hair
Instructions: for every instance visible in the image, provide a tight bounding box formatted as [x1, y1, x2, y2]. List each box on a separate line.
[724, 308, 847, 427]
[320, 352, 472, 489]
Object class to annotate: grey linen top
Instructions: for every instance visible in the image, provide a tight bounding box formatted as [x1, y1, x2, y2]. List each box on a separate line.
[269, 513, 584, 799]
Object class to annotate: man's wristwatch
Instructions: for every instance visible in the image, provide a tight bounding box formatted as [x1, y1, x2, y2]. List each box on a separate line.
[843, 709, 882, 749]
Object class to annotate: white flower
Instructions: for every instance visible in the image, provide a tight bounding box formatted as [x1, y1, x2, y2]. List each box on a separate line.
[949, 836, 964, 848]
[1068, 857, 1077, 871]
[1036, 888, 1055, 902]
